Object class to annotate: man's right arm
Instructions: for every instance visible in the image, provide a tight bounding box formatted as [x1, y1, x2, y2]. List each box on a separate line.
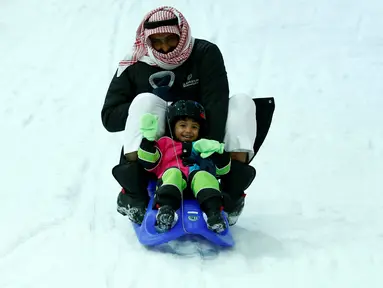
[101, 69, 135, 132]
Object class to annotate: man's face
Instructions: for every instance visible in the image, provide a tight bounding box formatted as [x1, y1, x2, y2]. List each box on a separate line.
[149, 33, 179, 54]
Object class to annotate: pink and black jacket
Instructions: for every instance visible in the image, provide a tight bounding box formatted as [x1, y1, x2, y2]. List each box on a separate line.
[137, 136, 231, 180]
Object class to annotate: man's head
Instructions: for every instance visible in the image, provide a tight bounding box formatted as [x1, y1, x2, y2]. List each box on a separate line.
[144, 10, 180, 54]
[117, 6, 194, 75]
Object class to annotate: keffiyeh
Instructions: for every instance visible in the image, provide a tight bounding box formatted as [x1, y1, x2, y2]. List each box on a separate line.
[117, 6, 194, 77]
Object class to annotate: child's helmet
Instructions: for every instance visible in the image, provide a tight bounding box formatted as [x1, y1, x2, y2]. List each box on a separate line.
[166, 100, 206, 136]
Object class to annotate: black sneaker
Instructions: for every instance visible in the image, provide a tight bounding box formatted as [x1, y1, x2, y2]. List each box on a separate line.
[117, 191, 146, 225]
[155, 205, 178, 232]
[206, 211, 227, 233]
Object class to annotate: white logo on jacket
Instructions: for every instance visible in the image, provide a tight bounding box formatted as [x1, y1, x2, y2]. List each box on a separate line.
[183, 73, 199, 88]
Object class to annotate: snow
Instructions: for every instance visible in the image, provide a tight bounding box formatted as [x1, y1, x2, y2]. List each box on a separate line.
[1, 0, 383, 287]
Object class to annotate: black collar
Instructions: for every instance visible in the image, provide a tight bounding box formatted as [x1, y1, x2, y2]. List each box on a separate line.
[144, 17, 178, 29]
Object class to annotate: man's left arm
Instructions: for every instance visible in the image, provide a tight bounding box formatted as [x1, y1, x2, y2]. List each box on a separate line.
[199, 44, 229, 142]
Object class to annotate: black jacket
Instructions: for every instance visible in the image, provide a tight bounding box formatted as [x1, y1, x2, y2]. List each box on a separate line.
[101, 39, 229, 142]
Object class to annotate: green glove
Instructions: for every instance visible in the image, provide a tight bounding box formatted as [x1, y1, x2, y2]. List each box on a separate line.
[140, 113, 158, 141]
[193, 138, 225, 158]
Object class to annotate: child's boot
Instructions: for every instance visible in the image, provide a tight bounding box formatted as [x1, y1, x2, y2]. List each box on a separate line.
[155, 205, 178, 232]
[200, 194, 227, 234]
[205, 210, 227, 233]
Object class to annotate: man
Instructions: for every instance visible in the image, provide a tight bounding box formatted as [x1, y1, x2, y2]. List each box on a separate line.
[101, 6, 257, 226]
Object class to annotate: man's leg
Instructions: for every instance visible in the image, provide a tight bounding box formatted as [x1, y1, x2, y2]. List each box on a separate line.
[114, 93, 168, 224]
[230, 152, 247, 163]
[222, 94, 257, 225]
[220, 160, 256, 225]
[112, 160, 151, 224]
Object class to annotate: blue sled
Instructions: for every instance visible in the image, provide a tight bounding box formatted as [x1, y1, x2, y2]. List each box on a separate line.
[132, 180, 235, 247]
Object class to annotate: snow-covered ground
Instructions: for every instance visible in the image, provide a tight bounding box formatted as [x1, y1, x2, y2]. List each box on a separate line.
[1, 0, 383, 287]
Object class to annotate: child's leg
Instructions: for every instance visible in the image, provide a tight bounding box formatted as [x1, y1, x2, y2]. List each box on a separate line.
[190, 170, 222, 213]
[190, 171, 227, 233]
[154, 167, 186, 232]
[155, 168, 186, 210]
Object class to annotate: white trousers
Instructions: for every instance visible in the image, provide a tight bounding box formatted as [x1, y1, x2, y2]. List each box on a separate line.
[123, 93, 257, 159]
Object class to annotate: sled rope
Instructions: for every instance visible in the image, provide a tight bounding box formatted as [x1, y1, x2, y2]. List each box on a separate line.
[165, 106, 189, 234]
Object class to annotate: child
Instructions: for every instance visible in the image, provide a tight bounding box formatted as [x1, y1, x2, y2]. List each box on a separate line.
[137, 100, 231, 233]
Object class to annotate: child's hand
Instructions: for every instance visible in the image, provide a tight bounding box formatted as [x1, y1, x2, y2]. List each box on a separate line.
[193, 138, 225, 158]
[140, 113, 158, 141]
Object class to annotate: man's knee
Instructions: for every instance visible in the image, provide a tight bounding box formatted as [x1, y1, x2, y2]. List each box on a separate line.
[227, 94, 255, 126]
[229, 94, 255, 113]
[129, 92, 165, 114]
[224, 94, 256, 158]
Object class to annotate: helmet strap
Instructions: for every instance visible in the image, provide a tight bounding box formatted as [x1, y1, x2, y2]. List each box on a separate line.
[165, 106, 188, 233]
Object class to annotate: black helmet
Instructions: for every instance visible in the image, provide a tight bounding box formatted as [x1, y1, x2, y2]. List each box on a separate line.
[166, 100, 206, 136]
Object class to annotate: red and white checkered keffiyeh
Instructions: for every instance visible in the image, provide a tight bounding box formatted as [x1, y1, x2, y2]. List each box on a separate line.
[117, 6, 194, 77]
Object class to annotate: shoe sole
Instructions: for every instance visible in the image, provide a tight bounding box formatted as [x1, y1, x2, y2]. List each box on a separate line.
[208, 222, 226, 233]
[117, 206, 145, 225]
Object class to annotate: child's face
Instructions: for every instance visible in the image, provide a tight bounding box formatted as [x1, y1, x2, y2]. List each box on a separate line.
[174, 118, 200, 142]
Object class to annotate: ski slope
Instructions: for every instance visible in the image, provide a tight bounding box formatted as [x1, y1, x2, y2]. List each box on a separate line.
[1, 0, 383, 287]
